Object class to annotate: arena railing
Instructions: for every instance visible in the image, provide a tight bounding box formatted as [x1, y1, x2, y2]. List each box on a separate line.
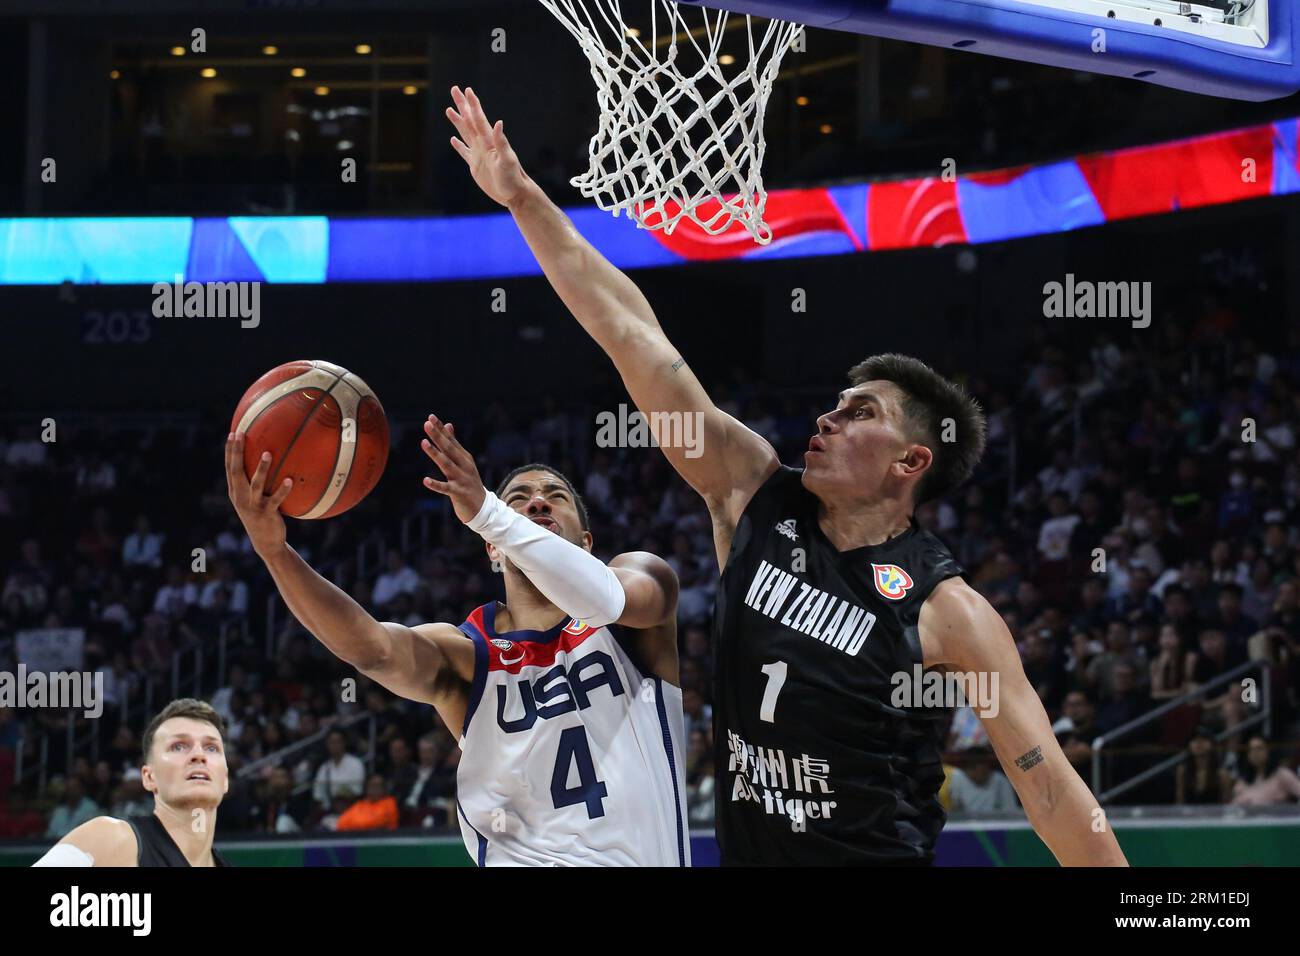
[1091, 659, 1272, 804]
[236, 712, 377, 782]
[235, 712, 379, 810]
[16, 618, 246, 795]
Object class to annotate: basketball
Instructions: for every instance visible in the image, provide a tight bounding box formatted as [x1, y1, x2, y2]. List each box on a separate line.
[230, 360, 389, 520]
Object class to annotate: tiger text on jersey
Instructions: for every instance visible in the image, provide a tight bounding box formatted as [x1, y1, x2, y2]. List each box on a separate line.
[742, 558, 877, 656]
[726, 728, 836, 832]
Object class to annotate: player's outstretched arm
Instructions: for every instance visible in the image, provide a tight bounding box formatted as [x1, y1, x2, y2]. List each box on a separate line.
[225, 434, 472, 707]
[420, 414, 678, 633]
[33, 816, 136, 867]
[444, 86, 779, 523]
[920, 579, 1129, 866]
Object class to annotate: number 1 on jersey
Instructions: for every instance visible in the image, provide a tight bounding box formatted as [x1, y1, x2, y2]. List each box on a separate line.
[759, 661, 787, 723]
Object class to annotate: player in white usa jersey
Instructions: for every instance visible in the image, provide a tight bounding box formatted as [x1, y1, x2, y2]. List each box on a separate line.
[224, 416, 688, 867]
[453, 605, 687, 865]
[421, 416, 688, 866]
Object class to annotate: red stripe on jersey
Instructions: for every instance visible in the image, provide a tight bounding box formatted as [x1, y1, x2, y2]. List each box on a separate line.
[472, 614, 603, 674]
[466, 605, 488, 639]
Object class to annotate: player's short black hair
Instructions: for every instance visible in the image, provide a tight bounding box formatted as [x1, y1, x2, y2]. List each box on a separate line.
[846, 353, 987, 504]
[142, 698, 225, 763]
[496, 463, 591, 531]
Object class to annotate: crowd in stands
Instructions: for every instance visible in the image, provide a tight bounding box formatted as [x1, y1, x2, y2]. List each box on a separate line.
[1, 289, 1299, 843]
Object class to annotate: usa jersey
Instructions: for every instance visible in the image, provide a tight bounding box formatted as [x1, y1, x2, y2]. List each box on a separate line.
[455, 602, 690, 867]
[713, 466, 964, 865]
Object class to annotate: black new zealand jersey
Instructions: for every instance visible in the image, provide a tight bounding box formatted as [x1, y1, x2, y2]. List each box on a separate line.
[127, 814, 232, 867]
[712, 466, 964, 865]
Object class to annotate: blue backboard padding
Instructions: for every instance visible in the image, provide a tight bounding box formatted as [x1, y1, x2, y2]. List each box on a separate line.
[0, 217, 192, 284]
[682, 0, 1300, 101]
[187, 218, 266, 282]
[229, 217, 329, 283]
[328, 209, 681, 281]
[574, 209, 688, 271]
[743, 230, 860, 259]
[956, 161, 1105, 243]
[1273, 119, 1300, 197]
[827, 183, 870, 248]
[0, 115, 1296, 285]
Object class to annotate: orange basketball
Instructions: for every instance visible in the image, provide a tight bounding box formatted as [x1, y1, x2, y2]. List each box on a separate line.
[231, 360, 389, 519]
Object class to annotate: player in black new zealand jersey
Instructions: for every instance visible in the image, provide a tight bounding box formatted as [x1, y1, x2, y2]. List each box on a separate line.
[33, 699, 233, 867]
[713, 463, 966, 862]
[455, 98, 1127, 865]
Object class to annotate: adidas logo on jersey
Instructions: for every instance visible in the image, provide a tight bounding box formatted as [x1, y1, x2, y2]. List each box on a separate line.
[775, 519, 798, 541]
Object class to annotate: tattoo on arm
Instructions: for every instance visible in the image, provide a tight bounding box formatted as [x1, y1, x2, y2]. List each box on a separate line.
[670, 357, 685, 372]
[1015, 746, 1044, 772]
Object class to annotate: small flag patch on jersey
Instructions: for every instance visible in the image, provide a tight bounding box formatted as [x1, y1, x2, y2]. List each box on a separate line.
[871, 563, 914, 600]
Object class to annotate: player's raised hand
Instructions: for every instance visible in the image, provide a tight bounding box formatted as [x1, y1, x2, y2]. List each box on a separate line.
[445, 86, 533, 209]
[421, 414, 488, 523]
[225, 433, 293, 559]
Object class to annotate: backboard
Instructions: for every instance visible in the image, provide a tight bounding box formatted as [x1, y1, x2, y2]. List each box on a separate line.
[681, 0, 1300, 101]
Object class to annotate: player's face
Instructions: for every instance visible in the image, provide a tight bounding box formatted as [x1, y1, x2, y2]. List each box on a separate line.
[803, 381, 930, 503]
[142, 717, 229, 809]
[488, 470, 592, 568]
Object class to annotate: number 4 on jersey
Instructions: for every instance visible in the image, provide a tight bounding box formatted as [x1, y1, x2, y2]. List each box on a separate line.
[551, 726, 608, 818]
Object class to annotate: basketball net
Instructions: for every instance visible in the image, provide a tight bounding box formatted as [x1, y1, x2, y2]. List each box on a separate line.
[538, 0, 804, 245]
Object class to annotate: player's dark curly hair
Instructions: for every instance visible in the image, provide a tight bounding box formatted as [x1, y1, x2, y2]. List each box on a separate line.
[495, 463, 591, 531]
[847, 353, 986, 505]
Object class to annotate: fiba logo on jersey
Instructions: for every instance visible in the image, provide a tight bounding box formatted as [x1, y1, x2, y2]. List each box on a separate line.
[871, 563, 913, 600]
[489, 639, 513, 650]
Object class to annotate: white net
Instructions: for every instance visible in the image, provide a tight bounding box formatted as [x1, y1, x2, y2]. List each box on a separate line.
[538, 0, 804, 245]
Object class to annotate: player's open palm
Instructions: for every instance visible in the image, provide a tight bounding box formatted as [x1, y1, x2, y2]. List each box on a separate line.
[420, 414, 487, 524]
[225, 433, 293, 559]
[445, 86, 532, 208]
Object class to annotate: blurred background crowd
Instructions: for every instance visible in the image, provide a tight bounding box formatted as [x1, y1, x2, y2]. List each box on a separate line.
[1, 273, 1299, 840]
[1, 0, 1300, 849]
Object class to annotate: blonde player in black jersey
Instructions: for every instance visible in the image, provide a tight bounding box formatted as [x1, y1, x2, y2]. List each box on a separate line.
[446, 85, 1128, 866]
[33, 699, 232, 867]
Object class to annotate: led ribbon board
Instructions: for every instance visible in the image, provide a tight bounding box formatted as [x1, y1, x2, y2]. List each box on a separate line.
[681, 0, 1299, 100]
